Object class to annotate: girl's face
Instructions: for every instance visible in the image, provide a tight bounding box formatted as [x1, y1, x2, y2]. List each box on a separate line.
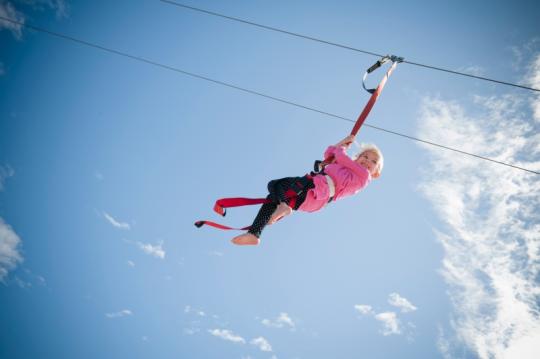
[355, 150, 380, 177]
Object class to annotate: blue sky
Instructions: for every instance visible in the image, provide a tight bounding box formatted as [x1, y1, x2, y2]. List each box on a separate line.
[1, 1, 539, 358]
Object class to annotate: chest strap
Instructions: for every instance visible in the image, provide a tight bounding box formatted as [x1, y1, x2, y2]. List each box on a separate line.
[325, 174, 335, 203]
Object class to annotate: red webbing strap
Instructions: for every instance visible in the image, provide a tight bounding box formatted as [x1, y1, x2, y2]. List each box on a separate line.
[213, 197, 270, 216]
[320, 60, 399, 168]
[194, 220, 252, 231]
[196, 188, 300, 231]
[195, 197, 270, 231]
[350, 60, 398, 136]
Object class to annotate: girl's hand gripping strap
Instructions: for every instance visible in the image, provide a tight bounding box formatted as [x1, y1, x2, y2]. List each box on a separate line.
[316, 55, 403, 172]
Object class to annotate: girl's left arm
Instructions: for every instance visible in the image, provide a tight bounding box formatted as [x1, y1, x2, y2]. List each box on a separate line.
[331, 146, 370, 180]
[323, 135, 356, 159]
[334, 135, 355, 149]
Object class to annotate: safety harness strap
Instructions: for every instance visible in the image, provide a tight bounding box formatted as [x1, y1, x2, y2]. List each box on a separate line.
[213, 197, 270, 217]
[194, 220, 252, 231]
[315, 55, 402, 172]
[194, 197, 271, 230]
[195, 176, 314, 231]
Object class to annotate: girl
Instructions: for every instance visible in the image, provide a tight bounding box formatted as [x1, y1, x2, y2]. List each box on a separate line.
[231, 135, 383, 245]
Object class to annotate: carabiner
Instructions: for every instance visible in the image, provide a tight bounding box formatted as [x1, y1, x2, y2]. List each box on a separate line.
[362, 55, 404, 94]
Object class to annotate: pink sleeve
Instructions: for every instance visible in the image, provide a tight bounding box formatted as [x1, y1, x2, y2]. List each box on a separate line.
[323, 145, 340, 159]
[332, 146, 370, 180]
[323, 146, 336, 159]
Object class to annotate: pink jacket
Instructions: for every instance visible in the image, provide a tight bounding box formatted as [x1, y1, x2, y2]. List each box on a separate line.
[298, 145, 371, 212]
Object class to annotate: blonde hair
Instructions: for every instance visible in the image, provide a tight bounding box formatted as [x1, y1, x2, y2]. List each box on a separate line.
[355, 143, 384, 175]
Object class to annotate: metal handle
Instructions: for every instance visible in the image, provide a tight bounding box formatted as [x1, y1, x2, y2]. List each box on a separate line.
[362, 55, 403, 94]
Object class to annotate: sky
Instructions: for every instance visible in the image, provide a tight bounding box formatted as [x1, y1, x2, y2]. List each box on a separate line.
[0, 1, 539, 358]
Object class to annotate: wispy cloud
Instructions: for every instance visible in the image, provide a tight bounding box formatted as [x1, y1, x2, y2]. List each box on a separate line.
[509, 38, 540, 71]
[529, 55, 540, 120]
[261, 312, 295, 330]
[0, 0, 69, 73]
[122, 238, 166, 259]
[137, 241, 165, 259]
[103, 212, 131, 230]
[374, 312, 401, 336]
[355, 306, 402, 336]
[184, 305, 206, 317]
[0, 164, 14, 191]
[105, 309, 133, 319]
[354, 304, 374, 315]
[11, 269, 46, 289]
[417, 54, 540, 359]
[31, 0, 69, 19]
[0, 2, 25, 39]
[457, 65, 486, 77]
[208, 329, 246, 344]
[250, 336, 273, 352]
[0, 217, 23, 283]
[183, 327, 200, 335]
[388, 293, 417, 313]
[354, 293, 418, 337]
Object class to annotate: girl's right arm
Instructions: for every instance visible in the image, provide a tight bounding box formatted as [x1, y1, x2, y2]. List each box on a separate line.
[334, 135, 355, 149]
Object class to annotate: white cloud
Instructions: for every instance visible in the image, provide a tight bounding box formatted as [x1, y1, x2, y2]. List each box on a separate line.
[261, 312, 295, 330]
[250, 336, 273, 352]
[184, 305, 205, 316]
[354, 298, 418, 338]
[208, 329, 246, 344]
[103, 212, 131, 230]
[0, 165, 14, 191]
[105, 309, 132, 318]
[13, 276, 31, 288]
[528, 54, 540, 120]
[0, 217, 23, 282]
[14, 0, 68, 18]
[354, 304, 374, 316]
[388, 293, 417, 313]
[183, 327, 200, 335]
[137, 241, 165, 259]
[0, 2, 25, 39]
[374, 312, 401, 336]
[127, 260, 135, 267]
[0, 0, 69, 42]
[509, 38, 540, 71]
[457, 65, 485, 77]
[39, 0, 69, 18]
[12, 269, 46, 288]
[417, 54, 540, 359]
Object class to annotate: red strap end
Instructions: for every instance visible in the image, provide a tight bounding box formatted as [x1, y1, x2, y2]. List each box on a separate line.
[213, 203, 226, 216]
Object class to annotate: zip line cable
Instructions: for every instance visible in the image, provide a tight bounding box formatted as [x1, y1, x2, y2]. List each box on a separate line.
[1, 16, 538, 175]
[160, 0, 540, 93]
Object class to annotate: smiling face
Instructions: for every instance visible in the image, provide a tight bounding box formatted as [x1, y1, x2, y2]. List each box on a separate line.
[355, 150, 381, 178]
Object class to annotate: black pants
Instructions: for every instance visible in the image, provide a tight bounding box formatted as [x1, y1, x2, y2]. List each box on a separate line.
[248, 176, 314, 238]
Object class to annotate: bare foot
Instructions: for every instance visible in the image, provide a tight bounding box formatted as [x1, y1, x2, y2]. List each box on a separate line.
[268, 202, 292, 225]
[231, 233, 260, 246]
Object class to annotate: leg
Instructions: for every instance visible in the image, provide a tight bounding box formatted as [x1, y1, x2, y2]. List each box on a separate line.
[231, 200, 277, 246]
[268, 202, 293, 224]
[231, 176, 313, 246]
[268, 176, 312, 223]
